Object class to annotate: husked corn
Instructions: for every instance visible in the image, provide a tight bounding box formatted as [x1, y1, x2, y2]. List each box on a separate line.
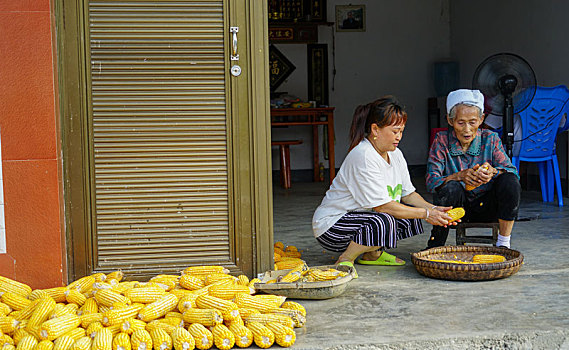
[149, 328, 172, 350]
[36, 340, 54, 350]
[0, 334, 15, 346]
[275, 259, 305, 270]
[13, 328, 31, 344]
[195, 296, 239, 322]
[79, 313, 103, 329]
[446, 207, 465, 223]
[281, 301, 306, 317]
[170, 327, 194, 350]
[53, 335, 75, 350]
[15, 335, 37, 350]
[62, 327, 85, 341]
[111, 333, 131, 350]
[86, 322, 103, 339]
[181, 266, 228, 276]
[279, 263, 309, 283]
[203, 274, 236, 286]
[472, 254, 506, 263]
[236, 275, 249, 286]
[79, 299, 98, 316]
[43, 288, 67, 303]
[64, 290, 86, 307]
[39, 314, 81, 341]
[177, 276, 203, 292]
[264, 308, 305, 327]
[228, 323, 253, 348]
[0, 316, 20, 334]
[265, 321, 295, 347]
[234, 294, 282, 312]
[181, 309, 222, 328]
[0, 303, 12, 316]
[67, 276, 95, 294]
[247, 279, 261, 289]
[186, 324, 212, 350]
[211, 324, 234, 350]
[1, 293, 31, 312]
[105, 272, 124, 283]
[120, 319, 146, 336]
[246, 322, 274, 349]
[208, 285, 253, 300]
[103, 304, 143, 326]
[176, 295, 198, 314]
[144, 321, 176, 336]
[130, 330, 152, 350]
[124, 288, 165, 305]
[92, 328, 112, 350]
[137, 294, 178, 323]
[245, 313, 294, 329]
[14, 299, 40, 322]
[0, 277, 32, 298]
[94, 290, 130, 308]
[273, 242, 284, 250]
[70, 337, 91, 350]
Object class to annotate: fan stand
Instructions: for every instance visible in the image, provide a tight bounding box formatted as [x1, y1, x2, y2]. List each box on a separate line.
[498, 74, 517, 159]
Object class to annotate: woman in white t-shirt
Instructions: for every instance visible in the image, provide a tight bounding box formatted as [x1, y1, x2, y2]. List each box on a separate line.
[312, 96, 456, 275]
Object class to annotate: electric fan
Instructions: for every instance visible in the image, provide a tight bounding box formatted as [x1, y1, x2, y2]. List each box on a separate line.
[472, 53, 537, 158]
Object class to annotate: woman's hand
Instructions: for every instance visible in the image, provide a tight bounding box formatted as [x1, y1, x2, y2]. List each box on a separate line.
[426, 206, 459, 227]
[461, 165, 483, 188]
[476, 162, 498, 184]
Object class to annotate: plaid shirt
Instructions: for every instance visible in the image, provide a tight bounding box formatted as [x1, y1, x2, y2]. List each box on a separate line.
[426, 128, 519, 196]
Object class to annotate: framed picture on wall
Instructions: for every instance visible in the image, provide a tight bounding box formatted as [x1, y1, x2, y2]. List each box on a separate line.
[335, 5, 365, 32]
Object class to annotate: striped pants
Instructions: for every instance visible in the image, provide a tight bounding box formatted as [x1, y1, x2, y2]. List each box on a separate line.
[316, 211, 423, 253]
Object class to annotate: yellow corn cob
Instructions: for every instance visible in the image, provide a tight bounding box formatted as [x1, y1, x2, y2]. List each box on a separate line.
[176, 296, 197, 314]
[236, 308, 260, 321]
[246, 322, 274, 349]
[53, 304, 79, 319]
[62, 327, 85, 341]
[112, 282, 138, 296]
[236, 276, 249, 287]
[124, 288, 165, 305]
[39, 314, 81, 341]
[49, 304, 67, 319]
[0, 316, 20, 334]
[1, 293, 31, 312]
[170, 327, 194, 350]
[26, 298, 56, 332]
[247, 279, 261, 289]
[275, 259, 305, 270]
[119, 319, 146, 336]
[195, 296, 238, 322]
[0, 303, 12, 316]
[78, 298, 98, 316]
[148, 280, 176, 293]
[42, 289, 67, 303]
[210, 325, 233, 350]
[91, 284, 113, 295]
[105, 272, 124, 283]
[0, 277, 31, 298]
[85, 322, 103, 339]
[98, 306, 110, 315]
[285, 245, 298, 252]
[14, 319, 28, 331]
[63, 290, 85, 308]
[177, 276, 204, 292]
[67, 277, 95, 294]
[91, 328, 112, 350]
[149, 329, 172, 350]
[228, 323, 252, 348]
[280, 301, 306, 317]
[446, 207, 465, 223]
[79, 313, 102, 329]
[103, 304, 143, 327]
[306, 268, 344, 281]
[472, 254, 506, 263]
[207, 285, 253, 300]
[189, 279, 233, 298]
[428, 259, 474, 264]
[264, 308, 305, 327]
[111, 333, 131, 350]
[274, 241, 284, 250]
[234, 294, 283, 312]
[28, 290, 50, 302]
[265, 321, 295, 347]
[186, 324, 212, 350]
[13, 299, 40, 322]
[274, 247, 285, 258]
[203, 274, 236, 286]
[167, 290, 193, 301]
[160, 318, 183, 329]
[279, 263, 309, 283]
[130, 330, 152, 350]
[94, 290, 130, 308]
[15, 335, 37, 350]
[105, 324, 122, 337]
[283, 251, 302, 258]
[36, 340, 54, 350]
[53, 335, 75, 350]
[3, 344, 16, 350]
[0, 334, 14, 346]
[137, 294, 178, 323]
[181, 309, 222, 328]
[144, 321, 176, 336]
[71, 337, 91, 350]
[274, 252, 282, 263]
[224, 314, 244, 328]
[90, 274, 107, 283]
[245, 313, 294, 329]
[13, 328, 31, 344]
[181, 266, 228, 276]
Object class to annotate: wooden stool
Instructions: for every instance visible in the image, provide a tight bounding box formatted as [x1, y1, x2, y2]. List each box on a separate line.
[454, 222, 499, 246]
[272, 140, 303, 189]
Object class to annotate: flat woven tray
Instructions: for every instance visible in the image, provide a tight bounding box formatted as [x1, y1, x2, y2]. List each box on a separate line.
[411, 245, 524, 281]
[254, 264, 355, 300]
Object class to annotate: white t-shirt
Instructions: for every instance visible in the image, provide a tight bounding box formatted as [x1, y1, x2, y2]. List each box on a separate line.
[312, 138, 416, 238]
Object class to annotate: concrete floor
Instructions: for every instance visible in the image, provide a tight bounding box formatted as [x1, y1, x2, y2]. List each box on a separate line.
[272, 180, 569, 350]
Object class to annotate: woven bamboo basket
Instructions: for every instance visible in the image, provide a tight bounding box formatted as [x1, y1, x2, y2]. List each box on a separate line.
[411, 245, 524, 281]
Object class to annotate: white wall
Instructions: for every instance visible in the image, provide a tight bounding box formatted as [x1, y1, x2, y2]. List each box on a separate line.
[450, 0, 569, 176]
[272, 0, 451, 171]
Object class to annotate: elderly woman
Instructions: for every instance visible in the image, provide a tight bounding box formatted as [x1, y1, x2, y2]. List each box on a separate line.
[426, 89, 521, 249]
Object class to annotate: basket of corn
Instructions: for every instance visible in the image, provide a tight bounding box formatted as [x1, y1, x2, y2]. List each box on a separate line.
[411, 245, 524, 281]
[254, 264, 355, 300]
[0, 265, 309, 349]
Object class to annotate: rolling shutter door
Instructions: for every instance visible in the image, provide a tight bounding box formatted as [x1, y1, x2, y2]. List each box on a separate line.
[87, 0, 232, 273]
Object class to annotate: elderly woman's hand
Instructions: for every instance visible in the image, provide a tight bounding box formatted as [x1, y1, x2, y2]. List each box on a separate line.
[426, 206, 459, 227]
[461, 165, 484, 188]
[477, 162, 498, 184]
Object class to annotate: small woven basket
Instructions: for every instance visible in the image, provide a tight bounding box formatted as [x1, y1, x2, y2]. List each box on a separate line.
[411, 245, 524, 281]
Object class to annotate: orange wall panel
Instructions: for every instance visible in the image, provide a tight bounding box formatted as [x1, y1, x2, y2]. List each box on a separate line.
[0, 3, 65, 288]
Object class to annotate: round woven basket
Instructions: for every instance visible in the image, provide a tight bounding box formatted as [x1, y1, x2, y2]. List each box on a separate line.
[411, 245, 524, 281]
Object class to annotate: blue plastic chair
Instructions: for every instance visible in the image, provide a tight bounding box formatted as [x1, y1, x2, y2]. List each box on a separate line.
[512, 85, 569, 207]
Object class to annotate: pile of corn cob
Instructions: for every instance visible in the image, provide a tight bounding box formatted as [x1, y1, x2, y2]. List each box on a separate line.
[262, 263, 349, 284]
[273, 243, 304, 271]
[0, 266, 308, 350]
[428, 254, 506, 264]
